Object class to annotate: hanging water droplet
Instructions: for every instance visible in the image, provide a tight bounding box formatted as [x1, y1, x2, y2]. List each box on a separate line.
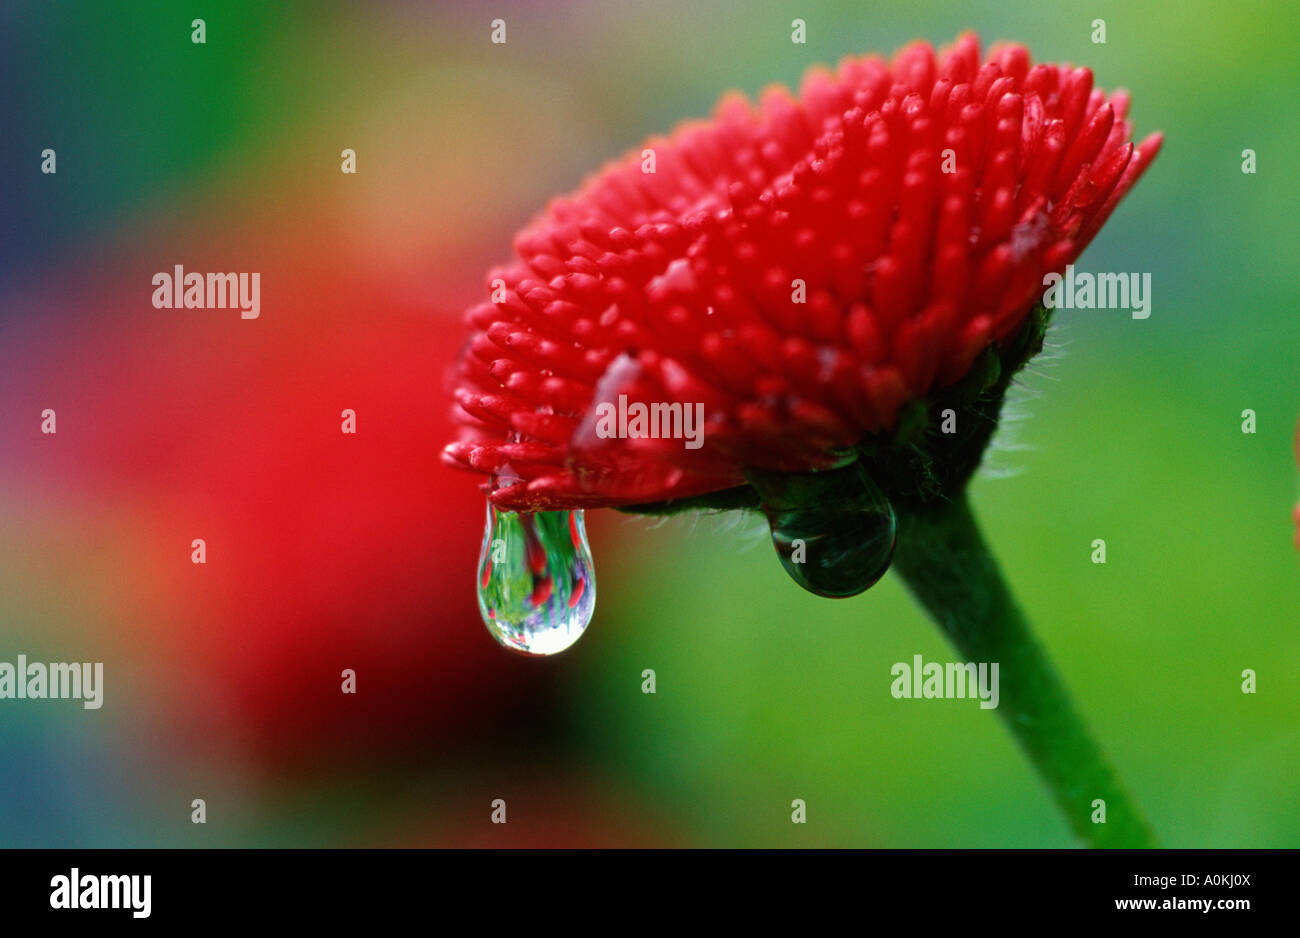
[477, 504, 596, 656]
[748, 462, 897, 598]
[766, 502, 896, 598]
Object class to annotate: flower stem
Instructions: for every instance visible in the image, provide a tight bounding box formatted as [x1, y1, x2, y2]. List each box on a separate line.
[890, 493, 1155, 848]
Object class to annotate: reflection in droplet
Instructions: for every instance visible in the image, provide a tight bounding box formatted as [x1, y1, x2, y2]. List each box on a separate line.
[477, 504, 596, 655]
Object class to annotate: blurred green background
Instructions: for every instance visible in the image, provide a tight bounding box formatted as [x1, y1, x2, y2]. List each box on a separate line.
[1, 0, 1296, 847]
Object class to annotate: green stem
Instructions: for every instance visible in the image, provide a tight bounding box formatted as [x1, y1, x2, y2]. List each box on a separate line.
[891, 493, 1155, 848]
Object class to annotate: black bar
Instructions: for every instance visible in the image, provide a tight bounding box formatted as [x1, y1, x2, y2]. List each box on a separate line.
[0, 848, 1283, 925]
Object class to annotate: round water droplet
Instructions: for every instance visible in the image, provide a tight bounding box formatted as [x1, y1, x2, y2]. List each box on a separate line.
[766, 502, 896, 597]
[477, 504, 596, 656]
[749, 462, 897, 598]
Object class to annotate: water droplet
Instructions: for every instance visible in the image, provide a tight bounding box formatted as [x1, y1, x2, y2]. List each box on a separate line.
[477, 504, 596, 655]
[749, 462, 896, 598]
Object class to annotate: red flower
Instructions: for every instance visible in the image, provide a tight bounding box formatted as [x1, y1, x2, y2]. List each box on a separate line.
[444, 33, 1161, 511]
[1, 226, 548, 771]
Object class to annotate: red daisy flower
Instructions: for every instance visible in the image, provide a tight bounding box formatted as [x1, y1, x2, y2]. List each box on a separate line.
[444, 32, 1161, 513]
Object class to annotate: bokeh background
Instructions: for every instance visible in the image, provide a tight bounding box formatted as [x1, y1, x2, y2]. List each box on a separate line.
[1, 0, 1297, 847]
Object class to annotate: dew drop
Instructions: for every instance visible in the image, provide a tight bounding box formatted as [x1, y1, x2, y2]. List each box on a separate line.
[766, 502, 896, 598]
[750, 462, 897, 598]
[477, 504, 596, 656]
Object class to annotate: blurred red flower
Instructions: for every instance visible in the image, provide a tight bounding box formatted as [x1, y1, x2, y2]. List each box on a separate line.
[1, 219, 547, 773]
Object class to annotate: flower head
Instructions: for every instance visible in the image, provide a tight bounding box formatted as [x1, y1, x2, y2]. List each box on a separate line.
[444, 32, 1161, 513]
